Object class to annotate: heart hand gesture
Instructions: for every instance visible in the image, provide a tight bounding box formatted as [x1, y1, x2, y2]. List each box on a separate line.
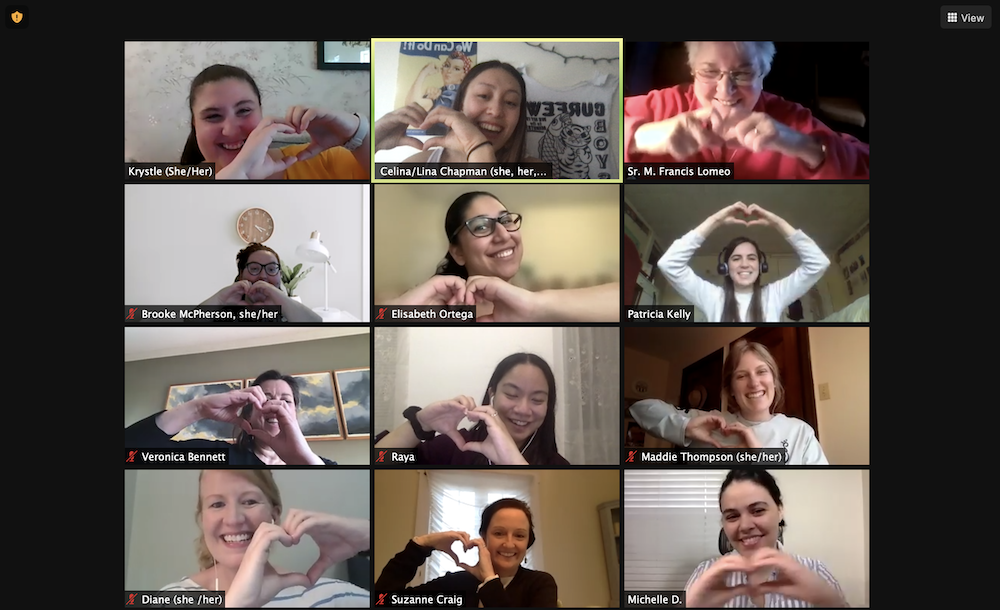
[749, 548, 847, 607]
[462, 405, 529, 465]
[684, 413, 728, 448]
[413, 530, 474, 566]
[457, 537, 497, 583]
[721, 421, 762, 449]
[226, 522, 311, 608]
[686, 554, 757, 608]
[282, 510, 370, 585]
[416, 397, 477, 450]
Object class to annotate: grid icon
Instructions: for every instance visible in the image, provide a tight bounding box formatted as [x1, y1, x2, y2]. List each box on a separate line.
[947, 11, 958, 21]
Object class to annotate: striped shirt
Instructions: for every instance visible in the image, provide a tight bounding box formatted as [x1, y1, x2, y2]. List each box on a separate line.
[684, 547, 848, 608]
[160, 577, 369, 608]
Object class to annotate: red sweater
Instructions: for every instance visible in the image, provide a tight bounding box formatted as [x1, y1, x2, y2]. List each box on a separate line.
[624, 84, 869, 179]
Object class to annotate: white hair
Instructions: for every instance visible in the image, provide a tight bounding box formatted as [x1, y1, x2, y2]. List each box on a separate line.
[684, 41, 777, 78]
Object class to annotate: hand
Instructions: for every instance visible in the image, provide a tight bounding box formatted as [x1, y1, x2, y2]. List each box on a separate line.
[373, 103, 428, 152]
[226, 522, 310, 608]
[218, 117, 300, 180]
[194, 386, 267, 428]
[464, 276, 537, 322]
[750, 548, 846, 607]
[684, 413, 727, 448]
[244, 281, 285, 306]
[462, 405, 529, 465]
[415, 397, 477, 449]
[284, 106, 361, 161]
[633, 106, 726, 159]
[389, 276, 468, 306]
[207, 280, 255, 306]
[685, 555, 756, 608]
[743, 203, 781, 228]
[418, 107, 495, 161]
[243, 397, 315, 464]
[425, 87, 442, 101]
[413, 530, 474, 566]
[457, 537, 497, 583]
[712, 201, 753, 227]
[721, 421, 762, 449]
[282, 510, 370, 585]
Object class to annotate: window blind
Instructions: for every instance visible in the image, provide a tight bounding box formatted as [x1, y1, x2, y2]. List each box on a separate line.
[623, 470, 728, 591]
[420, 470, 537, 583]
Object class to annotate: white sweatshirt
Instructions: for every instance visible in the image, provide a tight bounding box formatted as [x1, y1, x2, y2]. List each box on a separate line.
[629, 399, 829, 465]
[659, 229, 831, 322]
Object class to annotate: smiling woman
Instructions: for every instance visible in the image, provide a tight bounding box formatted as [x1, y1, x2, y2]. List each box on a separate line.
[123, 370, 336, 465]
[684, 470, 848, 608]
[373, 353, 569, 465]
[200, 243, 322, 323]
[156, 470, 370, 608]
[375, 498, 558, 607]
[628, 340, 828, 465]
[180, 64, 370, 180]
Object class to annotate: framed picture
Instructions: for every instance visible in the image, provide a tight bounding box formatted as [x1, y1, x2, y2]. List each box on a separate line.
[165, 379, 244, 442]
[334, 367, 371, 439]
[317, 41, 370, 71]
[289, 372, 345, 441]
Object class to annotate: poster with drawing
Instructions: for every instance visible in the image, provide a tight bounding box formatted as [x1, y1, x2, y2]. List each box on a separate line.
[523, 72, 619, 179]
[395, 42, 478, 137]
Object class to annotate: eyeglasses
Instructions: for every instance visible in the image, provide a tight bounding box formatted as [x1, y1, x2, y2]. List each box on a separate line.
[245, 262, 280, 276]
[693, 68, 759, 86]
[452, 212, 523, 238]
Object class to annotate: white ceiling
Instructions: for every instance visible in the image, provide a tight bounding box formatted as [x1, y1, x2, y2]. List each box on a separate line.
[124, 327, 370, 362]
[624, 184, 869, 255]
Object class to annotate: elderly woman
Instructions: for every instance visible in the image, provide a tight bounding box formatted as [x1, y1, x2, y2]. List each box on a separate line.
[624, 42, 869, 179]
[124, 370, 337, 465]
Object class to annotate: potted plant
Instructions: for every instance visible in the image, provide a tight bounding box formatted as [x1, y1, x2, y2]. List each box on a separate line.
[280, 261, 314, 303]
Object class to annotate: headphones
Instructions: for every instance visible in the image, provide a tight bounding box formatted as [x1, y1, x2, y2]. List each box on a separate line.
[718, 242, 768, 276]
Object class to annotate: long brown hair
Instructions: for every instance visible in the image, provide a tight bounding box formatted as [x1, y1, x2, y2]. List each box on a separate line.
[454, 61, 528, 163]
[720, 237, 765, 322]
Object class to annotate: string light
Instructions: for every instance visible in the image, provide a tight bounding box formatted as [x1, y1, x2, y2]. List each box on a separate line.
[524, 42, 618, 65]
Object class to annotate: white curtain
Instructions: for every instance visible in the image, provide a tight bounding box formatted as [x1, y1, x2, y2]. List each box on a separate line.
[373, 327, 409, 433]
[413, 470, 542, 584]
[623, 470, 728, 591]
[553, 327, 620, 465]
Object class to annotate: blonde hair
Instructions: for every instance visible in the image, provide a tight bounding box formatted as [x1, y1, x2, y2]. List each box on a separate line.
[722, 339, 785, 415]
[684, 41, 777, 79]
[194, 470, 282, 570]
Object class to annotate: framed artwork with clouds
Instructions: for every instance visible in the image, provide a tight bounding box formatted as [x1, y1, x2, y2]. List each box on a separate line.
[334, 367, 370, 439]
[165, 379, 244, 442]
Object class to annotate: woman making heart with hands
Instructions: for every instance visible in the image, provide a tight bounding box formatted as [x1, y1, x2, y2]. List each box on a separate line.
[375, 353, 570, 465]
[685, 470, 848, 607]
[376, 498, 558, 607]
[158, 470, 369, 608]
[201, 243, 322, 322]
[660, 201, 830, 323]
[383, 191, 619, 322]
[629, 339, 828, 465]
[180, 64, 369, 180]
[125, 370, 335, 465]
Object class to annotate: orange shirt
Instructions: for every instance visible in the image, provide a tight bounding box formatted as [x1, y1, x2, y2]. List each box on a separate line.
[278, 144, 369, 180]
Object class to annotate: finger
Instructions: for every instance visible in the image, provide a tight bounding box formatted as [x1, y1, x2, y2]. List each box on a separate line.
[306, 556, 335, 585]
[285, 106, 303, 130]
[299, 107, 318, 133]
[247, 385, 268, 405]
[445, 548, 461, 565]
[690, 106, 715, 122]
[689, 123, 725, 149]
[461, 440, 484, 455]
[422, 137, 446, 151]
[277, 572, 312, 591]
[477, 314, 496, 323]
[398, 136, 425, 149]
[733, 117, 758, 146]
[444, 429, 468, 451]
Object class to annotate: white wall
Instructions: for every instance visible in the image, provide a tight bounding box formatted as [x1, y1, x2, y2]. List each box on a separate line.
[396, 327, 556, 428]
[125, 469, 370, 590]
[124, 184, 365, 320]
[372, 40, 620, 163]
[124, 41, 369, 163]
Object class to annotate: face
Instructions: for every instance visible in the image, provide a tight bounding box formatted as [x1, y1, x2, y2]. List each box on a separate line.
[485, 508, 530, 575]
[248, 379, 295, 437]
[731, 351, 775, 417]
[728, 242, 760, 289]
[721, 480, 783, 556]
[192, 78, 262, 169]
[199, 470, 278, 569]
[450, 196, 523, 280]
[240, 250, 282, 289]
[460, 68, 522, 151]
[491, 364, 549, 446]
[692, 42, 764, 121]
[441, 58, 466, 85]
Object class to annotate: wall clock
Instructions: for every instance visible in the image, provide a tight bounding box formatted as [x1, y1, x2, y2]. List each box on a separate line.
[237, 208, 274, 243]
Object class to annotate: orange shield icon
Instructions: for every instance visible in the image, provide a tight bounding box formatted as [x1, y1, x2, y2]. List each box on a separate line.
[11, 11, 22, 23]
